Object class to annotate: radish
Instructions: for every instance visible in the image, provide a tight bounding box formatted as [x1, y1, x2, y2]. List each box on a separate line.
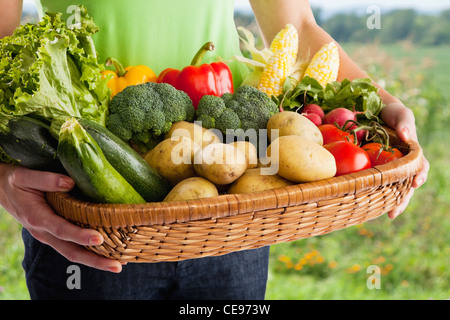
[324, 107, 368, 143]
[302, 112, 322, 126]
[301, 104, 325, 119]
[323, 108, 362, 129]
[355, 128, 368, 143]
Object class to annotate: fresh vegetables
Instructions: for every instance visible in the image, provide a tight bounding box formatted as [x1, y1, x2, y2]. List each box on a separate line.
[193, 143, 247, 185]
[276, 76, 384, 123]
[0, 115, 65, 173]
[318, 124, 355, 145]
[360, 123, 404, 166]
[324, 141, 371, 176]
[195, 85, 279, 137]
[228, 141, 258, 170]
[267, 135, 337, 183]
[323, 107, 362, 128]
[236, 23, 339, 101]
[106, 82, 195, 152]
[79, 119, 171, 202]
[164, 121, 221, 149]
[234, 25, 301, 89]
[303, 42, 340, 88]
[0, 6, 109, 134]
[363, 142, 404, 167]
[157, 41, 234, 108]
[144, 136, 199, 186]
[101, 57, 157, 97]
[299, 104, 325, 126]
[258, 24, 299, 97]
[57, 118, 146, 204]
[163, 177, 219, 202]
[0, 8, 407, 205]
[228, 168, 293, 194]
[266, 111, 323, 145]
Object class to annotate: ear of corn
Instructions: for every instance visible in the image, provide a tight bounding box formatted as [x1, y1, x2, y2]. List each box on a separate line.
[258, 24, 298, 97]
[303, 41, 340, 87]
[235, 25, 340, 97]
[257, 50, 291, 97]
[268, 24, 298, 65]
[236, 26, 273, 66]
[234, 26, 272, 87]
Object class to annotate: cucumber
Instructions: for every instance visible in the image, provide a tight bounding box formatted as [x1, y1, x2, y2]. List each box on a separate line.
[57, 118, 145, 204]
[0, 116, 65, 173]
[78, 118, 171, 202]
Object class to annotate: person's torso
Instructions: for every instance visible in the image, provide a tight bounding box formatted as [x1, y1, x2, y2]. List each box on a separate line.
[35, 0, 248, 86]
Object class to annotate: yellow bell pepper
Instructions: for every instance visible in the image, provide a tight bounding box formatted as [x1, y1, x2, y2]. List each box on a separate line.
[101, 57, 157, 97]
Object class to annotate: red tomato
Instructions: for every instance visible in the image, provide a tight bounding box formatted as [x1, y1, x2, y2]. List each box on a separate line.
[324, 141, 371, 176]
[319, 124, 355, 145]
[362, 142, 404, 167]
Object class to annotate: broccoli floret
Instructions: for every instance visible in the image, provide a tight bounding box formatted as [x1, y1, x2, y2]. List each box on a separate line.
[106, 113, 133, 141]
[153, 82, 195, 124]
[215, 108, 241, 134]
[106, 82, 195, 152]
[194, 85, 279, 138]
[220, 92, 234, 104]
[196, 114, 215, 129]
[197, 95, 226, 119]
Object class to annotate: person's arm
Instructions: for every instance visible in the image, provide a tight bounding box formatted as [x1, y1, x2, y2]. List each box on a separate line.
[0, 0, 23, 38]
[250, 0, 429, 218]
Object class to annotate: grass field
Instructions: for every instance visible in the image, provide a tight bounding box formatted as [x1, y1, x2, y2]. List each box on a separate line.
[1, 43, 449, 300]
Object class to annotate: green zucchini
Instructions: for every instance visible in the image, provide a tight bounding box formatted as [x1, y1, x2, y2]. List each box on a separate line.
[0, 116, 65, 173]
[78, 118, 170, 202]
[57, 118, 145, 204]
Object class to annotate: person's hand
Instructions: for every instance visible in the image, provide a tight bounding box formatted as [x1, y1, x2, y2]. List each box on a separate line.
[380, 102, 430, 219]
[0, 164, 124, 272]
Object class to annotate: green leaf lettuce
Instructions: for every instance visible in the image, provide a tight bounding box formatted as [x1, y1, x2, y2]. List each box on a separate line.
[275, 76, 384, 121]
[0, 6, 109, 132]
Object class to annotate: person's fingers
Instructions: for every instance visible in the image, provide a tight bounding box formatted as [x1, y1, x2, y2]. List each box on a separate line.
[16, 190, 104, 247]
[389, 106, 430, 189]
[10, 166, 74, 192]
[387, 188, 415, 219]
[381, 102, 429, 201]
[30, 229, 123, 273]
[381, 103, 418, 142]
[412, 154, 430, 189]
[2, 165, 125, 272]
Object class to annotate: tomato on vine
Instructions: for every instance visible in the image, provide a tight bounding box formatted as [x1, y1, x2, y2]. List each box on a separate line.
[318, 124, 356, 145]
[362, 142, 404, 167]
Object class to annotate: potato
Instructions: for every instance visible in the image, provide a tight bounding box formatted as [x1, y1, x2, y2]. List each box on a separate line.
[163, 177, 219, 202]
[267, 135, 336, 183]
[266, 111, 323, 145]
[257, 156, 271, 168]
[193, 143, 247, 185]
[228, 168, 293, 194]
[144, 136, 200, 186]
[228, 141, 258, 169]
[165, 121, 222, 148]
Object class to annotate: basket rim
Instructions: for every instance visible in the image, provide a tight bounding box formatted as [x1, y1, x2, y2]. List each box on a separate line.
[46, 131, 423, 228]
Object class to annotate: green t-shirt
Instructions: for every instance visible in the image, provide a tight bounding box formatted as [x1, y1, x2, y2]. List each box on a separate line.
[35, 0, 248, 87]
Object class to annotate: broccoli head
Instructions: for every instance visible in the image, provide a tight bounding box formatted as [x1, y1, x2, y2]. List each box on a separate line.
[106, 82, 195, 152]
[195, 85, 279, 138]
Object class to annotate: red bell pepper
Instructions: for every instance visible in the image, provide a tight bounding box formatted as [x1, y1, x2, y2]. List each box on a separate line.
[157, 42, 234, 108]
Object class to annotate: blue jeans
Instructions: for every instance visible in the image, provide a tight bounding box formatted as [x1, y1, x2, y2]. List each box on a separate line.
[21, 228, 270, 300]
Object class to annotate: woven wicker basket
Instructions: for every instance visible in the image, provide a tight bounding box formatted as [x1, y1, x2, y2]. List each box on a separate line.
[46, 128, 423, 263]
